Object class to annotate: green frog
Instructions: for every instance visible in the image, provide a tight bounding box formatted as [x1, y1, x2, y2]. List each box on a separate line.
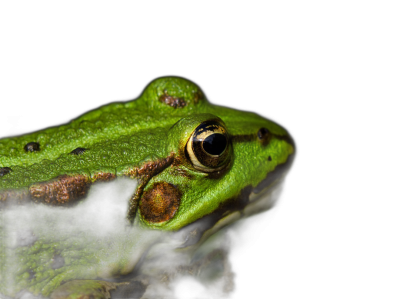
[0, 77, 295, 298]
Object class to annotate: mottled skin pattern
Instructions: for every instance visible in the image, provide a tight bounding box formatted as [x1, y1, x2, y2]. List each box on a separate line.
[0, 77, 295, 298]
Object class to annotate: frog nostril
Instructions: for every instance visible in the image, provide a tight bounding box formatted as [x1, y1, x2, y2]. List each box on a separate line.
[257, 128, 270, 140]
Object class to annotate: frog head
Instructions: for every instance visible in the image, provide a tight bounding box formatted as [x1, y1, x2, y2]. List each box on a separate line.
[0, 77, 295, 297]
[132, 77, 295, 241]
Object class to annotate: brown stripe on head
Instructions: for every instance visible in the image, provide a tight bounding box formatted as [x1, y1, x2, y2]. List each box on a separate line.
[126, 154, 175, 222]
[0, 173, 116, 210]
[92, 172, 116, 182]
[3, 156, 176, 212]
[29, 175, 92, 207]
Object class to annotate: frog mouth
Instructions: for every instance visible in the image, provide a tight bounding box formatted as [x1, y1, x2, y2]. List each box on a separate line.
[178, 152, 295, 248]
[246, 173, 285, 214]
[170, 176, 284, 254]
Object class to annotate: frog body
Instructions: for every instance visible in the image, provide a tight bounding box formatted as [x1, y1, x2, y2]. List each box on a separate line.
[0, 77, 295, 298]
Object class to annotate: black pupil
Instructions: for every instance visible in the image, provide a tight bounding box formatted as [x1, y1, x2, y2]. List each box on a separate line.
[203, 134, 227, 156]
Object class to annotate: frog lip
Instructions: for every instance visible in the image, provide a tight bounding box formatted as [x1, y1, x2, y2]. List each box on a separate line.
[168, 180, 285, 255]
[245, 174, 285, 217]
[249, 175, 285, 203]
[171, 155, 294, 252]
[253, 151, 295, 195]
[169, 179, 285, 252]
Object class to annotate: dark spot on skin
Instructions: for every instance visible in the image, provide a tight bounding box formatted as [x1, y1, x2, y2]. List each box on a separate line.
[257, 128, 272, 145]
[159, 90, 204, 108]
[257, 128, 269, 140]
[51, 254, 65, 269]
[140, 182, 181, 223]
[159, 92, 187, 108]
[0, 167, 12, 177]
[70, 147, 87, 155]
[268, 156, 272, 161]
[24, 142, 40, 152]
[15, 229, 37, 246]
[27, 269, 36, 281]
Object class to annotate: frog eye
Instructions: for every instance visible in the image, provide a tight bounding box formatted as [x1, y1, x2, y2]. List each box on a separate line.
[186, 120, 230, 172]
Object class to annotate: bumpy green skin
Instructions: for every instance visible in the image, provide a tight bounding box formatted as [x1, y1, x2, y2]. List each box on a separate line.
[0, 77, 295, 297]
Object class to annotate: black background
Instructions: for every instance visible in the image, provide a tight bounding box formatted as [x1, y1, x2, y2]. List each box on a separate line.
[0, 26, 343, 298]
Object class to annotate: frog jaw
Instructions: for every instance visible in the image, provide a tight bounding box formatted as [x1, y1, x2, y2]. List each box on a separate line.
[166, 178, 284, 255]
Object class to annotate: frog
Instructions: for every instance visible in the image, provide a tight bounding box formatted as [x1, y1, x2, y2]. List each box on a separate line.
[0, 77, 295, 299]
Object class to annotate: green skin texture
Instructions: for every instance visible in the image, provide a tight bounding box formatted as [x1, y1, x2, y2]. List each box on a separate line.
[0, 77, 294, 297]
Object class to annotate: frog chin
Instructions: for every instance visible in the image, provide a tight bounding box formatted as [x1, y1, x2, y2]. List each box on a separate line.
[97, 257, 120, 279]
[175, 179, 286, 250]
[124, 179, 283, 275]
[97, 246, 153, 279]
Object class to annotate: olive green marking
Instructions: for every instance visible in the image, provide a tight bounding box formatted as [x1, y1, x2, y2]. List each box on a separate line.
[24, 142, 40, 152]
[140, 182, 181, 223]
[0, 167, 12, 177]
